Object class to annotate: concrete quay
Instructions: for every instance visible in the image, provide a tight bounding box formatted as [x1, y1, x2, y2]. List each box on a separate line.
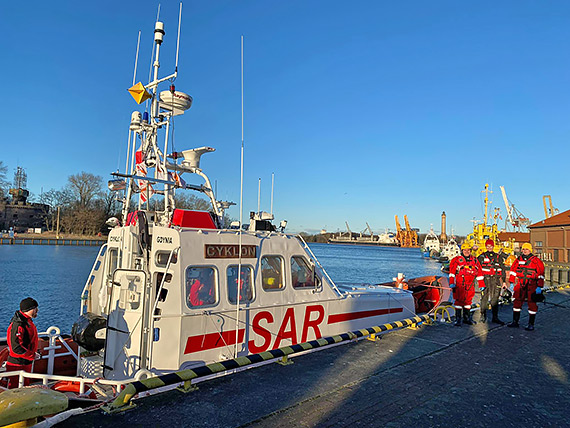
[64, 287, 570, 428]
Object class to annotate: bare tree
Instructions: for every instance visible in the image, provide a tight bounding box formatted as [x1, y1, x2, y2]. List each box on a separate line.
[173, 193, 211, 210]
[67, 172, 103, 209]
[0, 161, 8, 200]
[38, 188, 74, 231]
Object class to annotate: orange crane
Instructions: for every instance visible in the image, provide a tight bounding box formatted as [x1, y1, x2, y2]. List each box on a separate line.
[404, 215, 419, 247]
[395, 215, 419, 247]
[395, 215, 404, 245]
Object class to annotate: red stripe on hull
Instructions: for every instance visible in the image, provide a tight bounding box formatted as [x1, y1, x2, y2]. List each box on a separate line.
[327, 307, 403, 324]
[184, 329, 245, 354]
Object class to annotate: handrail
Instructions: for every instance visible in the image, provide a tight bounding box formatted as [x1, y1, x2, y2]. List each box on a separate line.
[297, 235, 343, 295]
[0, 369, 126, 393]
[80, 244, 108, 315]
[149, 246, 180, 368]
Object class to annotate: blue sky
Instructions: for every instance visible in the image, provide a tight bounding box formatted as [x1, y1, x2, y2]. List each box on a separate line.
[3, 1, 569, 235]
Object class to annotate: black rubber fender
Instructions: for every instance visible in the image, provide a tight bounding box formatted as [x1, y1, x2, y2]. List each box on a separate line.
[71, 312, 107, 352]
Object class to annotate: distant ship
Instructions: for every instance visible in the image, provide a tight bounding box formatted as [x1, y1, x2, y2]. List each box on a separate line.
[328, 222, 399, 246]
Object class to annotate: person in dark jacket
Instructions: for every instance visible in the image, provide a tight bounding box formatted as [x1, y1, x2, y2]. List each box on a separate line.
[477, 239, 507, 324]
[5, 298, 40, 388]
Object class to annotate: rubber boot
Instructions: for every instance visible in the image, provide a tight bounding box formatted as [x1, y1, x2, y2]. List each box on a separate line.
[507, 310, 520, 328]
[525, 314, 536, 331]
[454, 308, 462, 327]
[491, 306, 505, 326]
[480, 309, 487, 323]
[463, 309, 474, 325]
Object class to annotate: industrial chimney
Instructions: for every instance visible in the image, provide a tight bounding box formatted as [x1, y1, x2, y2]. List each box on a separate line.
[440, 211, 447, 244]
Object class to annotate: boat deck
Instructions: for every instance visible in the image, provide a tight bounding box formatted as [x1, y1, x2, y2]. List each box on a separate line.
[63, 287, 570, 427]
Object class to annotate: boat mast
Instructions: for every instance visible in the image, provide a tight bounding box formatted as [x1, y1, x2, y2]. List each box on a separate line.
[270, 172, 274, 216]
[235, 35, 245, 358]
[483, 183, 489, 226]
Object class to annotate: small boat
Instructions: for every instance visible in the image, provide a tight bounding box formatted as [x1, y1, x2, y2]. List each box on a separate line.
[439, 236, 460, 262]
[377, 275, 452, 313]
[0, 328, 79, 386]
[422, 227, 440, 258]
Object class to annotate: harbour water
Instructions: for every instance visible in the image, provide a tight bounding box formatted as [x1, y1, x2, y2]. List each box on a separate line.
[0, 243, 442, 334]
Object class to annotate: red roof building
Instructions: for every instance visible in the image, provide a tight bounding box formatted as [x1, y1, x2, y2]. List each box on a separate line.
[497, 232, 530, 249]
[528, 209, 570, 263]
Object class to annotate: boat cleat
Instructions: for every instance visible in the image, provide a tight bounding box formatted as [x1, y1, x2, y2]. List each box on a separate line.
[176, 380, 199, 393]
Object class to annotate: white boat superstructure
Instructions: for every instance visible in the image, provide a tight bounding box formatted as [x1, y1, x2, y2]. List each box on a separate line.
[68, 16, 417, 383]
[422, 227, 440, 256]
[377, 229, 399, 245]
[440, 237, 460, 261]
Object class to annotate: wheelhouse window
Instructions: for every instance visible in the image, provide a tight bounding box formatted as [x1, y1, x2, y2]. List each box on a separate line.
[186, 266, 217, 308]
[107, 248, 119, 277]
[261, 256, 284, 290]
[227, 265, 254, 304]
[156, 251, 178, 267]
[291, 256, 314, 289]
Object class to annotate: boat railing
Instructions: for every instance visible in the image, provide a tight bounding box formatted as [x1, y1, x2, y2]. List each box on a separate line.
[40, 326, 79, 374]
[80, 244, 108, 315]
[1, 326, 79, 374]
[0, 368, 127, 394]
[297, 235, 342, 295]
[0, 325, 126, 393]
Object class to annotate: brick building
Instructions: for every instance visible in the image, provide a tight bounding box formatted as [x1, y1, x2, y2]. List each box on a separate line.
[528, 209, 570, 262]
[497, 231, 530, 251]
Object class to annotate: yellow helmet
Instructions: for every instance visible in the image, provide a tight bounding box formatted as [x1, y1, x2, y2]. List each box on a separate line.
[461, 242, 472, 250]
[522, 243, 532, 251]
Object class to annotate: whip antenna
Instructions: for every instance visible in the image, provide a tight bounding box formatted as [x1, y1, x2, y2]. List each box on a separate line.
[257, 178, 261, 213]
[270, 172, 274, 215]
[235, 35, 245, 357]
[175, 2, 182, 72]
[132, 31, 141, 86]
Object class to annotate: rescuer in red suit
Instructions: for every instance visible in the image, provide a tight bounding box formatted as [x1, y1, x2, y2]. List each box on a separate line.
[5, 298, 40, 388]
[507, 243, 545, 331]
[449, 242, 485, 326]
[477, 239, 507, 324]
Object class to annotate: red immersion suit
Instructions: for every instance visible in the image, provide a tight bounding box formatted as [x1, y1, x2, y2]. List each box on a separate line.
[509, 254, 545, 315]
[449, 255, 485, 309]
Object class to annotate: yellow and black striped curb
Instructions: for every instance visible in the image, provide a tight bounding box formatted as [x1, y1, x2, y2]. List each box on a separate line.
[102, 314, 430, 413]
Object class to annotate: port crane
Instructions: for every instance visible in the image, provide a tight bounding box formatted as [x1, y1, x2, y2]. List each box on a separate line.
[499, 186, 530, 232]
[542, 195, 559, 219]
[404, 215, 419, 247]
[343, 221, 353, 238]
[364, 222, 375, 242]
[395, 215, 419, 247]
